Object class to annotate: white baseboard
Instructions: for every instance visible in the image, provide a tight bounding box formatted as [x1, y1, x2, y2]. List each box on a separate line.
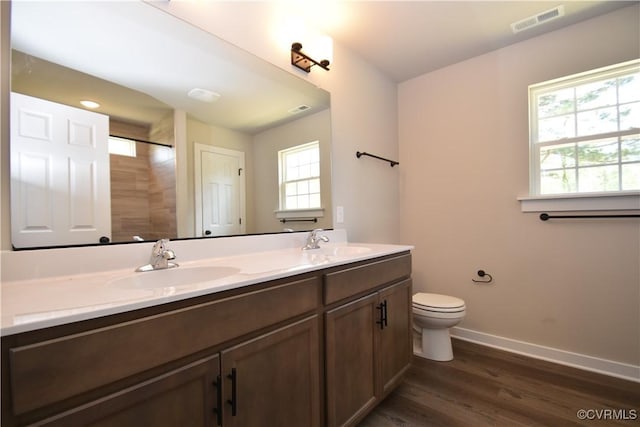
[451, 327, 640, 383]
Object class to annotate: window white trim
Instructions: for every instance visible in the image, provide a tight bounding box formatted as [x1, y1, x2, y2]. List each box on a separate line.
[274, 208, 325, 219]
[518, 191, 640, 212]
[278, 141, 321, 211]
[524, 59, 640, 212]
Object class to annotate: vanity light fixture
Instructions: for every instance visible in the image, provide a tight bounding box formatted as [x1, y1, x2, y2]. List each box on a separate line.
[291, 42, 330, 73]
[80, 100, 100, 109]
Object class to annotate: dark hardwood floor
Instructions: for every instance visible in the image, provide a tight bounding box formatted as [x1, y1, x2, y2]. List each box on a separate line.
[359, 338, 640, 426]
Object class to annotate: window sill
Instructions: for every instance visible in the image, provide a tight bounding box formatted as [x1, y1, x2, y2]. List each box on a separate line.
[274, 208, 325, 219]
[518, 192, 640, 212]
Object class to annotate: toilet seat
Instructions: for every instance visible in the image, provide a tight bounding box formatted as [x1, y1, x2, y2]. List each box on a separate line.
[412, 293, 465, 313]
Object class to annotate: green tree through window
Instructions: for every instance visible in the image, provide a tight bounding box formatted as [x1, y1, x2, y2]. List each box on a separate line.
[529, 60, 640, 195]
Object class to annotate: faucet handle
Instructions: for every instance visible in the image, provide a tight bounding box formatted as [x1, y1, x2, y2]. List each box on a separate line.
[138, 239, 177, 272]
[151, 239, 169, 255]
[303, 229, 329, 250]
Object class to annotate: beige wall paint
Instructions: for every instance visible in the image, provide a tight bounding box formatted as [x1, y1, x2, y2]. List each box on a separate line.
[253, 109, 332, 233]
[399, 5, 640, 365]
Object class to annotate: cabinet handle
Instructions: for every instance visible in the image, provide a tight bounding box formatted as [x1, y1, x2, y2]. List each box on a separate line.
[227, 368, 237, 416]
[213, 375, 222, 426]
[383, 300, 388, 328]
[376, 301, 385, 330]
[376, 300, 388, 330]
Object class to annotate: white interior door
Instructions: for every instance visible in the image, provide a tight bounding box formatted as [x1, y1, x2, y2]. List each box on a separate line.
[10, 92, 111, 248]
[194, 144, 245, 237]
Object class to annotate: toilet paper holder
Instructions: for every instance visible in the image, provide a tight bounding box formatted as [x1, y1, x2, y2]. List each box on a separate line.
[472, 270, 493, 284]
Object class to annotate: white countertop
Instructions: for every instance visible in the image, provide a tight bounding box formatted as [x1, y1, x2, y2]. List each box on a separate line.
[1, 239, 412, 336]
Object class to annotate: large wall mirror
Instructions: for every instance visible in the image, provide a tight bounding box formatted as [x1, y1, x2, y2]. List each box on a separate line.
[9, 1, 332, 249]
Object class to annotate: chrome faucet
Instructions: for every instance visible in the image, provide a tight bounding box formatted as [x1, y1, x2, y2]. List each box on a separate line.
[303, 229, 330, 250]
[136, 239, 178, 272]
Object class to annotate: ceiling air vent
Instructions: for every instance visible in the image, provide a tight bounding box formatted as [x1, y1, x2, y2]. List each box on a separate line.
[288, 104, 311, 114]
[511, 5, 565, 34]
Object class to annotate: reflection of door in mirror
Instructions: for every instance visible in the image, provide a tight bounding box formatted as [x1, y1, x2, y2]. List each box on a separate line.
[194, 144, 246, 237]
[10, 93, 111, 248]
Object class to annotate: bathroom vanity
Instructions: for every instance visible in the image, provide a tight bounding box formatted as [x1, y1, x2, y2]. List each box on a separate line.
[1, 237, 412, 427]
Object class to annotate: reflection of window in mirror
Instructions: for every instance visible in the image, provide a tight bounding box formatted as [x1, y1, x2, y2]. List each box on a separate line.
[279, 141, 321, 210]
[108, 136, 137, 157]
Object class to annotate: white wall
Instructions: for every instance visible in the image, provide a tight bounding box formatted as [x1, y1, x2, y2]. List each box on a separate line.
[399, 5, 640, 367]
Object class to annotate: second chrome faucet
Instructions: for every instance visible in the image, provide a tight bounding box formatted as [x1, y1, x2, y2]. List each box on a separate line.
[303, 229, 330, 250]
[136, 239, 178, 272]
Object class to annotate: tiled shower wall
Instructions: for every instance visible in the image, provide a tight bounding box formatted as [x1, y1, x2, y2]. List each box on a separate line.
[109, 118, 176, 243]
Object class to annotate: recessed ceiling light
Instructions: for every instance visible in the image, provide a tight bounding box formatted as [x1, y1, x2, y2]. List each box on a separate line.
[80, 100, 100, 109]
[187, 88, 221, 103]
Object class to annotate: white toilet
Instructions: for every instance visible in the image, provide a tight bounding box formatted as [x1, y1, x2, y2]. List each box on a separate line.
[412, 292, 466, 361]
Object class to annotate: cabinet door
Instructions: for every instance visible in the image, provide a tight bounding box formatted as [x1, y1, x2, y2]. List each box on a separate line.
[378, 279, 412, 396]
[220, 316, 320, 427]
[325, 294, 379, 427]
[37, 355, 220, 427]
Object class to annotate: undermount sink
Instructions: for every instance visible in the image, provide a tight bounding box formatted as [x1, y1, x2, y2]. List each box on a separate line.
[108, 266, 240, 290]
[310, 245, 372, 257]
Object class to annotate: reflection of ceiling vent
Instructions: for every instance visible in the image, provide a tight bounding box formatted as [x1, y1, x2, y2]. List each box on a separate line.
[288, 104, 311, 114]
[511, 5, 565, 33]
[187, 88, 220, 103]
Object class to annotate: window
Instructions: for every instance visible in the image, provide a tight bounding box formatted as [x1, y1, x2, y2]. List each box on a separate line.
[279, 141, 321, 210]
[529, 59, 640, 196]
[108, 136, 137, 157]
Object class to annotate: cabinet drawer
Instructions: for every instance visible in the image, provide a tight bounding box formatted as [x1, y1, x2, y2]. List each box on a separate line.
[324, 254, 411, 305]
[9, 276, 319, 415]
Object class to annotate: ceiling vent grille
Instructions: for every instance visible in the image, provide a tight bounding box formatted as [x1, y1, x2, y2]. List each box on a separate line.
[511, 5, 565, 34]
[288, 104, 311, 114]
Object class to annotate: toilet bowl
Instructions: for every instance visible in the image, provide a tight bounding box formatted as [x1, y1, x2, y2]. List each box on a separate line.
[412, 292, 466, 361]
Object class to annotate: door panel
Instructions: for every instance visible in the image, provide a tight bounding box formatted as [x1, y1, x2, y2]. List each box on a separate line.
[221, 316, 320, 427]
[10, 92, 110, 247]
[325, 295, 378, 427]
[194, 144, 245, 236]
[378, 279, 412, 396]
[37, 356, 220, 427]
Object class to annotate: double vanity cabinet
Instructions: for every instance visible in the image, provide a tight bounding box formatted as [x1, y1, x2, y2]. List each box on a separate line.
[1, 251, 412, 427]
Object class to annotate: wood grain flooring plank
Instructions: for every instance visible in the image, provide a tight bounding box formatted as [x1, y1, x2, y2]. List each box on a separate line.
[358, 339, 640, 427]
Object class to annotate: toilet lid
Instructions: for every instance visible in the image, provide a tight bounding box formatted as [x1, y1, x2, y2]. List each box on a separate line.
[413, 293, 465, 310]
